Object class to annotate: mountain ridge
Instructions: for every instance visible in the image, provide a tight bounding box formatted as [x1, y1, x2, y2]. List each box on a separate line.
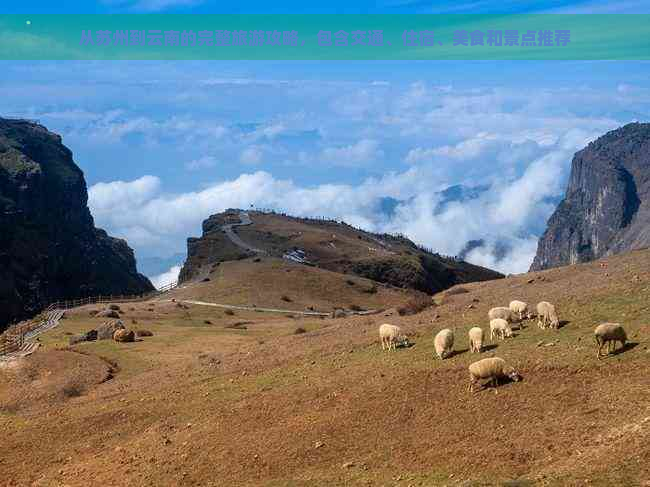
[179, 209, 503, 294]
[531, 122, 650, 271]
[0, 117, 154, 330]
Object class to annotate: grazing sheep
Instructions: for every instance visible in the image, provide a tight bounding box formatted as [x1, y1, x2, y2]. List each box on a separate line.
[379, 324, 409, 351]
[594, 323, 627, 358]
[536, 301, 559, 329]
[509, 300, 531, 323]
[490, 318, 512, 341]
[434, 328, 454, 359]
[468, 357, 521, 392]
[488, 306, 516, 323]
[468, 327, 484, 353]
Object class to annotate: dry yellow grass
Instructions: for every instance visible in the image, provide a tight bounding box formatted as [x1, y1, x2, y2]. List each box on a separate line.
[170, 257, 411, 312]
[1, 250, 649, 486]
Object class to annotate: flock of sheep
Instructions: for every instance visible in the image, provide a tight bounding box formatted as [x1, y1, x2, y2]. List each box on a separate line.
[379, 299, 629, 392]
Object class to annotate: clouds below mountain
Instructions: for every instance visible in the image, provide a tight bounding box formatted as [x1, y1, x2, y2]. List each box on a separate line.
[5, 61, 648, 274]
[88, 126, 602, 274]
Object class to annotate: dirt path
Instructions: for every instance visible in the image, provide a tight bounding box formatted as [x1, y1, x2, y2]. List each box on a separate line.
[179, 299, 331, 316]
[222, 211, 265, 254]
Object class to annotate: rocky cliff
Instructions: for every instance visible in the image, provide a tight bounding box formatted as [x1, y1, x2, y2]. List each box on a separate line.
[0, 118, 154, 330]
[531, 122, 650, 271]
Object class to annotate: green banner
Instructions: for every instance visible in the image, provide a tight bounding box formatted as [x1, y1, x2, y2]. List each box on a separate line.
[0, 14, 648, 60]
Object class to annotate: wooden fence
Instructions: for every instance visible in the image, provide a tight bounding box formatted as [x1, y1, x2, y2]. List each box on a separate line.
[0, 280, 179, 357]
[0, 330, 25, 356]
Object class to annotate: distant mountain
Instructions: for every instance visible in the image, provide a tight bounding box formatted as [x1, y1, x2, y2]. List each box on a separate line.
[375, 184, 489, 220]
[138, 253, 186, 278]
[375, 196, 401, 219]
[180, 209, 503, 294]
[435, 183, 490, 213]
[0, 118, 153, 330]
[458, 239, 512, 262]
[531, 123, 650, 271]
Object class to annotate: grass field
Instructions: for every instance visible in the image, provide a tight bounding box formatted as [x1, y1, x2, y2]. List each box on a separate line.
[1, 250, 649, 486]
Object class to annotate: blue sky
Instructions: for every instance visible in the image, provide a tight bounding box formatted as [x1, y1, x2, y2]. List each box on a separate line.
[1, 1, 650, 284]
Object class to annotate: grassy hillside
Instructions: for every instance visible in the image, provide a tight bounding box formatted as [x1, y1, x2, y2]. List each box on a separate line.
[182, 210, 503, 294]
[1, 249, 649, 486]
[170, 257, 412, 313]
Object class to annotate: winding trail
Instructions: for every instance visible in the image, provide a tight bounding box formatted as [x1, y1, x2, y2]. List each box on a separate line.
[222, 211, 265, 254]
[179, 299, 331, 317]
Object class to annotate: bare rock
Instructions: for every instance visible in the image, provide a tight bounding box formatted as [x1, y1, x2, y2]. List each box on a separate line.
[113, 329, 135, 343]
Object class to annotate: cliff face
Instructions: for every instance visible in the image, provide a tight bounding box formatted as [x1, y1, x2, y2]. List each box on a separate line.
[0, 118, 154, 329]
[531, 123, 650, 271]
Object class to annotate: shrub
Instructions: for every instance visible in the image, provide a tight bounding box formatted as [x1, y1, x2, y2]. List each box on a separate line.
[294, 327, 307, 334]
[398, 295, 433, 316]
[62, 377, 84, 398]
[362, 284, 378, 294]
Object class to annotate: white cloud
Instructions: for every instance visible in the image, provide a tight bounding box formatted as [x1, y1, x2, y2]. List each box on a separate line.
[185, 156, 217, 171]
[86, 124, 601, 274]
[254, 123, 286, 140]
[150, 265, 182, 289]
[89, 175, 161, 212]
[321, 139, 383, 167]
[15, 67, 640, 275]
[465, 237, 540, 276]
[240, 146, 264, 165]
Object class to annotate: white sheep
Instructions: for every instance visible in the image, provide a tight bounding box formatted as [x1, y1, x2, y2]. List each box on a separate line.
[488, 306, 516, 323]
[379, 323, 409, 351]
[468, 357, 521, 392]
[594, 323, 627, 358]
[468, 327, 484, 353]
[509, 300, 531, 323]
[536, 301, 559, 329]
[434, 328, 454, 359]
[490, 318, 512, 341]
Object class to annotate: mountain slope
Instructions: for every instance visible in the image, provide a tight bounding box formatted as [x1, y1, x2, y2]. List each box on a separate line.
[0, 117, 153, 330]
[3, 245, 650, 486]
[531, 122, 650, 271]
[179, 209, 503, 293]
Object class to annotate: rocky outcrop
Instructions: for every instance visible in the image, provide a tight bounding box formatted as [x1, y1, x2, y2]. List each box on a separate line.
[531, 123, 650, 271]
[0, 118, 153, 330]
